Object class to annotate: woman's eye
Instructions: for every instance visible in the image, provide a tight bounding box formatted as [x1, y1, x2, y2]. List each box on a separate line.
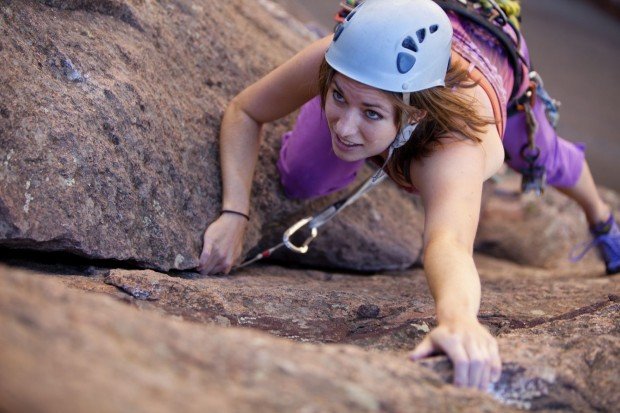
[332, 90, 345, 102]
[365, 110, 382, 120]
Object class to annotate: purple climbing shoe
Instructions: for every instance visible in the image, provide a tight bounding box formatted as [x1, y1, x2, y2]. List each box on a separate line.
[572, 214, 620, 275]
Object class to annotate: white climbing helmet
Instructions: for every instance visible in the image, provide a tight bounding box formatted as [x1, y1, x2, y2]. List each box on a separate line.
[325, 0, 453, 93]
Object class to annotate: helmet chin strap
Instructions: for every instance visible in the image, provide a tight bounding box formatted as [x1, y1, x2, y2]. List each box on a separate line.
[372, 92, 417, 182]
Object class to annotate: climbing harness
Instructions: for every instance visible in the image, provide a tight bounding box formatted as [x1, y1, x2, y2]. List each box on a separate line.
[235, 173, 388, 269]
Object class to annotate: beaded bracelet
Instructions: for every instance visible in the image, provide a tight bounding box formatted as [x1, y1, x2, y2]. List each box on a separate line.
[221, 209, 250, 221]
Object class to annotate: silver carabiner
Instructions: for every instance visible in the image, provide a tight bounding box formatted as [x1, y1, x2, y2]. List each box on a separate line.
[282, 216, 319, 254]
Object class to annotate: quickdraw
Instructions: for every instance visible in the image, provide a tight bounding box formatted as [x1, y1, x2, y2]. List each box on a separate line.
[236, 173, 387, 269]
[512, 71, 561, 195]
[517, 77, 545, 195]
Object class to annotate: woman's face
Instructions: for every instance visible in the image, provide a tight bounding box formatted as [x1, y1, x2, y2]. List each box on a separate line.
[325, 73, 399, 161]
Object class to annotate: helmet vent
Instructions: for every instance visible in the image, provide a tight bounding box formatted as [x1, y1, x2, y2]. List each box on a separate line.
[401, 36, 418, 53]
[429, 24, 439, 33]
[397, 53, 416, 74]
[333, 23, 344, 41]
[416, 28, 426, 43]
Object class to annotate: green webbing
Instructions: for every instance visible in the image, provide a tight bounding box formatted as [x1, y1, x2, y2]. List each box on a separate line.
[478, 0, 521, 29]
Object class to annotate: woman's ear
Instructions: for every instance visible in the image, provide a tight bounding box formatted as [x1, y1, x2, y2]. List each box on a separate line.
[408, 108, 427, 124]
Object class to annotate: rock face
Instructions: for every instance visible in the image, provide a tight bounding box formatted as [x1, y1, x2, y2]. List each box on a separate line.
[2, 1, 620, 412]
[0, 265, 516, 413]
[1, 251, 618, 412]
[0, 0, 423, 272]
[1, 0, 611, 274]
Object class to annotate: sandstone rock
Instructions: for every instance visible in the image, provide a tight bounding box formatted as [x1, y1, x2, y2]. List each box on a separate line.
[100, 264, 618, 352]
[0, 0, 424, 271]
[491, 300, 620, 411]
[98, 262, 619, 412]
[3, 253, 619, 412]
[103, 266, 435, 345]
[0, 265, 515, 413]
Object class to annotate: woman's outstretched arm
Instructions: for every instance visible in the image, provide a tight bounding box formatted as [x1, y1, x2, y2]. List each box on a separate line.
[408, 136, 503, 390]
[198, 36, 332, 275]
[407, 87, 505, 390]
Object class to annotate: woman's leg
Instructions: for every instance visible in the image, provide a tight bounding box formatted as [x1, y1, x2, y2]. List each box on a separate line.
[503, 95, 619, 273]
[277, 96, 364, 199]
[555, 162, 610, 226]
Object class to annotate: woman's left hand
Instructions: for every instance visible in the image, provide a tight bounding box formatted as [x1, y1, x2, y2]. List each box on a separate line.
[408, 318, 502, 390]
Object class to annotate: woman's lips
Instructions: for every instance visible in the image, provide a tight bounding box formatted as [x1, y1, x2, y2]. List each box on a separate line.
[334, 134, 362, 151]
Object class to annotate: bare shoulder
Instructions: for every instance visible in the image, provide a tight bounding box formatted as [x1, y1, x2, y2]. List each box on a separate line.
[410, 83, 505, 191]
[235, 36, 332, 124]
[459, 83, 495, 119]
[445, 82, 505, 177]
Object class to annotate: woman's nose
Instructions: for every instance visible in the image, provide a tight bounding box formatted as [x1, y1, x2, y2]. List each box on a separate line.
[334, 110, 357, 137]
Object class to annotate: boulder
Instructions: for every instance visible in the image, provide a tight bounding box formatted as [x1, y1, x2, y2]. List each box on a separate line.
[476, 172, 620, 270]
[2, 2, 620, 412]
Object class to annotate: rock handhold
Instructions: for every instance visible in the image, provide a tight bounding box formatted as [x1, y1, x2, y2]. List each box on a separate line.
[357, 304, 380, 319]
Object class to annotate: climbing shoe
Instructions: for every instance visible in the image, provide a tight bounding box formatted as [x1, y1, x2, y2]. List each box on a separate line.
[572, 214, 620, 275]
[593, 215, 620, 274]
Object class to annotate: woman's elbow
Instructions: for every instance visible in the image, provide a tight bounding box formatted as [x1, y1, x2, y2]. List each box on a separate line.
[225, 95, 263, 127]
[422, 231, 474, 259]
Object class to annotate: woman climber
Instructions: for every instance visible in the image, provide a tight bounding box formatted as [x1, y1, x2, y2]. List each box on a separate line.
[197, 0, 619, 390]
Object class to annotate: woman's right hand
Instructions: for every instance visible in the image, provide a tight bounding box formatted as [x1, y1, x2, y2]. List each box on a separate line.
[409, 318, 502, 390]
[197, 213, 248, 275]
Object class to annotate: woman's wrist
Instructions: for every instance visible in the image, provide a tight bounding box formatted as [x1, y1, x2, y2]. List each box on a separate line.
[219, 211, 250, 227]
[436, 302, 479, 325]
[221, 209, 250, 221]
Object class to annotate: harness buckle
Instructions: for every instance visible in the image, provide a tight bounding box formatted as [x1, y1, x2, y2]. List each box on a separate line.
[516, 80, 537, 112]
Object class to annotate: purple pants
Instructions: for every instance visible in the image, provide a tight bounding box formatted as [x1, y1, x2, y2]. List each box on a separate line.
[277, 95, 585, 199]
